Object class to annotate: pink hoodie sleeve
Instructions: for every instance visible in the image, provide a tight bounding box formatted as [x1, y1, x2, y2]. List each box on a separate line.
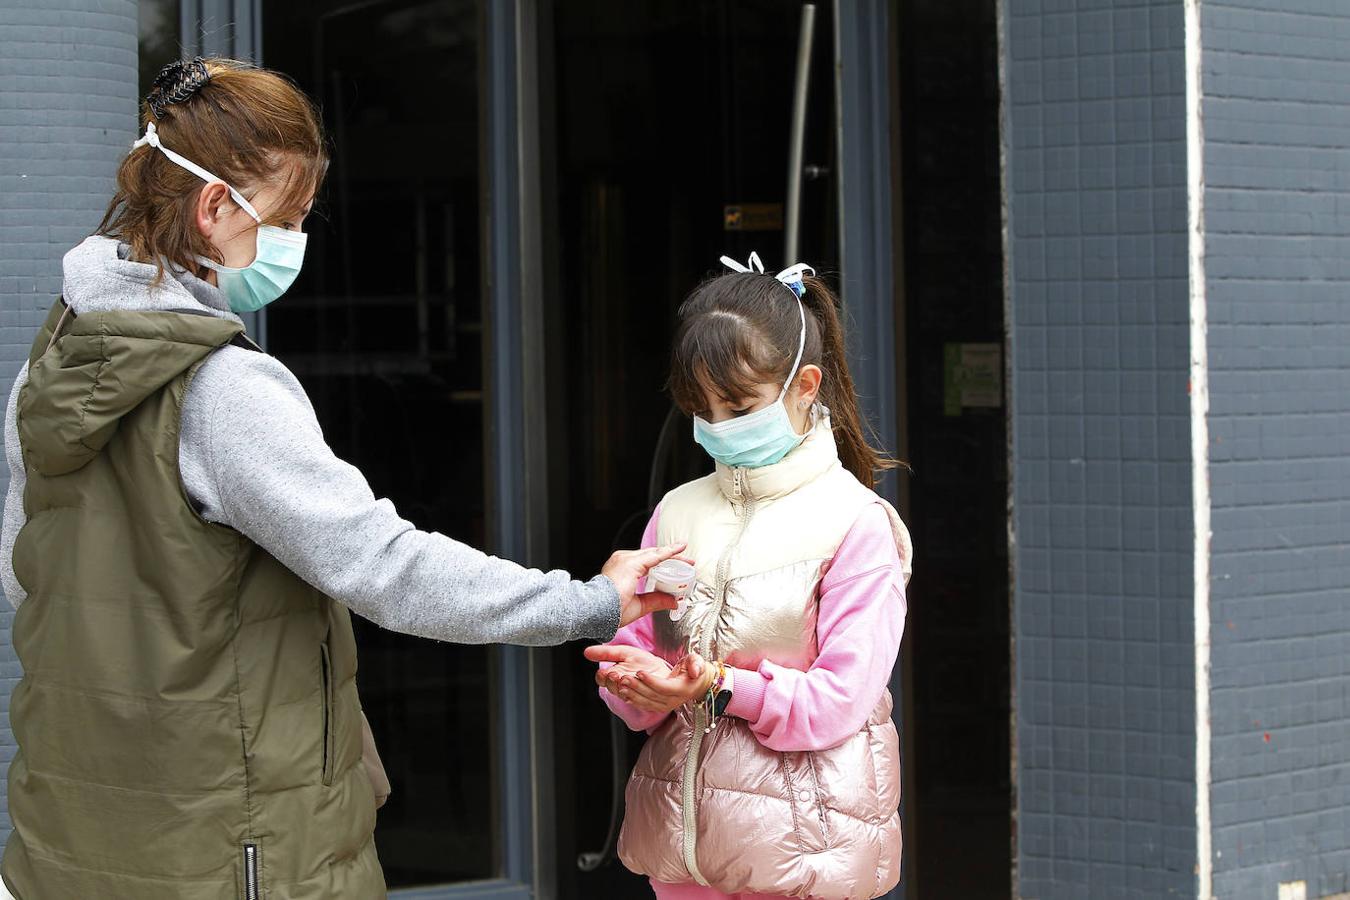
[724, 502, 907, 752]
[596, 507, 672, 733]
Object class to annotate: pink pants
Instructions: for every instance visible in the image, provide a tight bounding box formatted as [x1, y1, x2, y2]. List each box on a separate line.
[651, 881, 795, 900]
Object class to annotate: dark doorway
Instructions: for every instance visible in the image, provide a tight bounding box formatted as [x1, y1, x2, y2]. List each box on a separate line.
[262, 0, 496, 889]
[536, 3, 840, 897]
[899, 0, 1012, 897]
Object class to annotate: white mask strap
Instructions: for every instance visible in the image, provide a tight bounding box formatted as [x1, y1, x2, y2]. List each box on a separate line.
[719, 252, 814, 402]
[776, 293, 808, 403]
[132, 122, 263, 223]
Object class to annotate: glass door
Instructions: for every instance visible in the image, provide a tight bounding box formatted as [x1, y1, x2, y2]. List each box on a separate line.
[536, 4, 840, 896]
[137, 0, 181, 96]
[898, 2, 1011, 898]
[262, 0, 498, 891]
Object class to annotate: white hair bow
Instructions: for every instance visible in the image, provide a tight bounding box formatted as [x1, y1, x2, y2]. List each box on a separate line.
[718, 251, 810, 378]
[719, 251, 815, 298]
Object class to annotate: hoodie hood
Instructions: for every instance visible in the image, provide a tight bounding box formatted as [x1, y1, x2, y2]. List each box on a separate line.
[61, 234, 242, 323]
[18, 237, 243, 476]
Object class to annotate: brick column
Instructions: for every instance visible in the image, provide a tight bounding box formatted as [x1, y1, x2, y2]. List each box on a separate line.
[1008, 1, 1350, 897]
[0, 0, 139, 835]
[1005, 1, 1197, 896]
[1203, 2, 1350, 896]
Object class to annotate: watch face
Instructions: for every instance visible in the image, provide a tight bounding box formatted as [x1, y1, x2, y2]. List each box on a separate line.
[713, 689, 733, 717]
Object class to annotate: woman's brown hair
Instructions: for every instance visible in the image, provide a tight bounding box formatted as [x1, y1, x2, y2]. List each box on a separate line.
[98, 58, 328, 278]
[668, 269, 900, 488]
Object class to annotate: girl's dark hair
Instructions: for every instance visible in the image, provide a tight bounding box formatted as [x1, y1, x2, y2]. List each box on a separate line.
[99, 58, 328, 279]
[668, 270, 899, 488]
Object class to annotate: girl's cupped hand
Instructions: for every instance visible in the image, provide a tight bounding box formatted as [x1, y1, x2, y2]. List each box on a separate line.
[585, 645, 714, 714]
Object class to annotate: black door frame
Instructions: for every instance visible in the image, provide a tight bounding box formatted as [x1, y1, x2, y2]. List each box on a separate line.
[836, 2, 909, 897]
[191, 1, 545, 896]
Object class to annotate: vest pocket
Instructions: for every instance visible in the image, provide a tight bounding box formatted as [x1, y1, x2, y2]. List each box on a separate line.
[804, 751, 833, 845]
[320, 643, 336, 786]
[781, 751, 831, 852]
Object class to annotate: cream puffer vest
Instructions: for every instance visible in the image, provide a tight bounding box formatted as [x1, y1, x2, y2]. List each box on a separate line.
[618, 415, 913, 899]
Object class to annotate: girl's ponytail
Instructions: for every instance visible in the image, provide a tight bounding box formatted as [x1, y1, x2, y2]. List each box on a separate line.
[798, 276, 898, 489]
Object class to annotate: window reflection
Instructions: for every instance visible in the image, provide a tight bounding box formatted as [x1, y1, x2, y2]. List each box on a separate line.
[263, 0, 492, 887]
[138, 0, 181, 97]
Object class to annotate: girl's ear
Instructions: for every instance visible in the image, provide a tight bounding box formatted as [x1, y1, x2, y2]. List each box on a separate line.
[195, 181, 232, 239]
[792, 364, 823, 409]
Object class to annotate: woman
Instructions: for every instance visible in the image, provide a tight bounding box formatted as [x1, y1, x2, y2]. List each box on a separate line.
[0, 58, 681, 899]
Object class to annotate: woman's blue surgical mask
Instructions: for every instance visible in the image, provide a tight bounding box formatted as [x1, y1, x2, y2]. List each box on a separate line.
[692, 253, 814, 469]
[132, 122, 307, 313]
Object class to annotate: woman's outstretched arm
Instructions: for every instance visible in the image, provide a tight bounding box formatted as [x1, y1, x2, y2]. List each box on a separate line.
[182, 346, 669, 645]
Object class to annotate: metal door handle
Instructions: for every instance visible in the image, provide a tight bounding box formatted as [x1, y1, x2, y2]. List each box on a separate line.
[785, 4, 818, 263]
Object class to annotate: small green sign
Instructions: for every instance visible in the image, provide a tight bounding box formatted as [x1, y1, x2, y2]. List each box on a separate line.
[943, 343, 1002, 417]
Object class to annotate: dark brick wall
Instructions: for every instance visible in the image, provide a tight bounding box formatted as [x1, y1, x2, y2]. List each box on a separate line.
[0, 0, 139, 835]
[1006, 1, 1196, 896]
[1202, 2, 1350, 897]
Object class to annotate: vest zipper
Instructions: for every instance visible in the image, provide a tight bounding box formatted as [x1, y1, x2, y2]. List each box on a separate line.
[321, 642, 335, 786]
[680, 467, 756, 884]
[243, 842, 260, 900]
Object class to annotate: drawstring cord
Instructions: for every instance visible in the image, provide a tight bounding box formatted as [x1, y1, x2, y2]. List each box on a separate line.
[44, 303, 73, 356]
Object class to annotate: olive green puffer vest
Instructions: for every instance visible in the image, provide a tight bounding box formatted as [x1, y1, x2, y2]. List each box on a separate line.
[2, 301, 384, 899]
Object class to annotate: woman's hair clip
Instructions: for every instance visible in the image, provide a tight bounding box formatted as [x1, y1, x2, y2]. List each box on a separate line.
[146, 57, 211, 120]
[719, 252, 814, 299]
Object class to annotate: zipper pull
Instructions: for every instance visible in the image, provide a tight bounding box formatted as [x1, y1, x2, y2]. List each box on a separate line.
[243, 843, 260, 900]
[732, 469, 743, 500]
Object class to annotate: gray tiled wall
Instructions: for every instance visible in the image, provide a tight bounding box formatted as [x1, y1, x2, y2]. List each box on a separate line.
[1006, 1, 1197, 897]
[1202, 2, 1350, 897]
[0, 0, 139, 835]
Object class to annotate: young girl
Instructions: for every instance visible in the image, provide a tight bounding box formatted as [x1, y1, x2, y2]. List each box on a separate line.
[587, 253, 914, 900]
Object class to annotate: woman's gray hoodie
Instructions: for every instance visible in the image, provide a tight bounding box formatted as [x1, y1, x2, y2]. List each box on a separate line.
[1, 235, 621, 643]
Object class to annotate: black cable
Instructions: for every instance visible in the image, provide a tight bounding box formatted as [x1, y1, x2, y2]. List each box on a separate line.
[576, 709, 629, 872]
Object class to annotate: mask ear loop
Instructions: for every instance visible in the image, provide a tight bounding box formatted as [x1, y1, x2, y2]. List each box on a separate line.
[775, 294, 808, 404]
[771, 263, 813, 403]
[132, 122, 263, 224]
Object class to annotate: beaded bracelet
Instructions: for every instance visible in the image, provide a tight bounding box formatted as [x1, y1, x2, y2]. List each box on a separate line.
[702, 661, 728, 734]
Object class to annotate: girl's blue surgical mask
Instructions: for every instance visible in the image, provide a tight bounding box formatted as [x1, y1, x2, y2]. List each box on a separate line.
[132, 122, 307, 313]
[692, 254, 813, 469]
[692, 391, 810, 469]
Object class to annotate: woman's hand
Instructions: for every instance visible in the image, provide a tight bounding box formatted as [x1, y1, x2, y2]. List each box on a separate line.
[586, 645, 714, 714]
[601, 544, 692, 628]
